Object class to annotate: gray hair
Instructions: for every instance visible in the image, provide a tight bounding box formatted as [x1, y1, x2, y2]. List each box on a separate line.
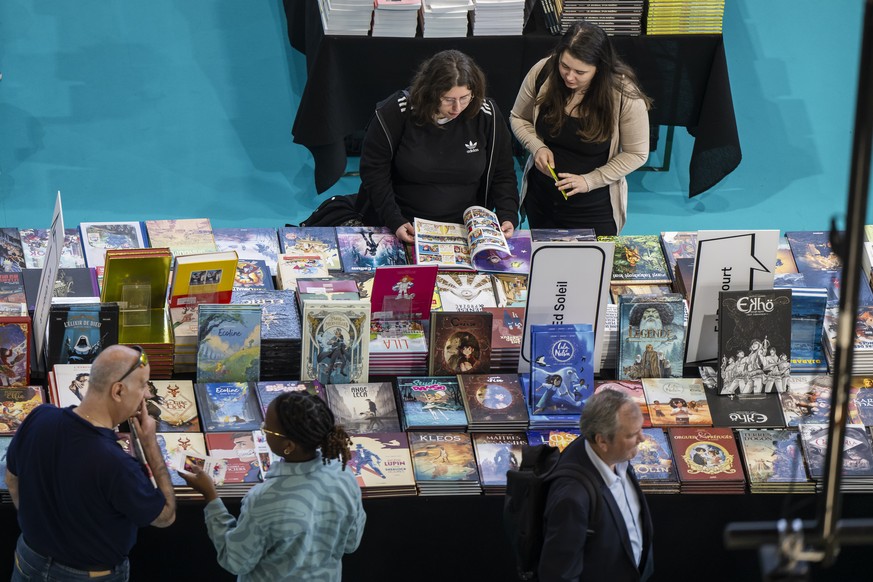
[580, 389, 635, 442]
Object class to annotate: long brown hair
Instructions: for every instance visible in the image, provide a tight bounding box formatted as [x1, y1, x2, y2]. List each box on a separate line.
[538, 22, 651, 143]
[409, 50, 487, 126]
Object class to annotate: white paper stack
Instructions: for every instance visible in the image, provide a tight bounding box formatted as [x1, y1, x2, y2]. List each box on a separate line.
[471, 0, 525, 36]
[373, 0, 422, 37]
[318, 0, 374, 35]
[420, 0, 473, 37]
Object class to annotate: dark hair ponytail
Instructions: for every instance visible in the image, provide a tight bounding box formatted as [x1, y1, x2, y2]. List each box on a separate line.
[275, 392, 353, 469]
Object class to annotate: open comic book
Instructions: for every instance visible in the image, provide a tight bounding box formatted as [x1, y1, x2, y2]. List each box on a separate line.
[413, 206, 511, 271]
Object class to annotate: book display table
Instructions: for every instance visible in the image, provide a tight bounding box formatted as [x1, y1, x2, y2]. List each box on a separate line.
[284, 0, 741, 198]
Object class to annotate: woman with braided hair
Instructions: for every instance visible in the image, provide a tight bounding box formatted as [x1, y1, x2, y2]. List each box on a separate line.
[180, 392, 366, 581]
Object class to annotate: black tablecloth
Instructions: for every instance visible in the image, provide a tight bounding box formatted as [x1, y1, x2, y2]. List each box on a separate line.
[284, 0, 741, 198]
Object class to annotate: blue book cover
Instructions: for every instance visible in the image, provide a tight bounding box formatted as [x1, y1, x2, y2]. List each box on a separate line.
[213, 227, 280, 276]
[786, 287, 828, 373]
[0, 436, 13, 490]
[254, 380, 326, 416]
[278, 226, 342, 271]
[196, 304, 262, 383]
[471, 230, 531, 274]
[396, 376, 468, 430]
[737, 429, 809, 484]
[335, 226, 407, 272]
[526, 429, 580, 451]
[529, 324, 595, 415]
[617, 293, 686, 381]
[472, 432, 527, 487]
[630, 428, 678, 482]
[231, 289, 301, 340]
[234, 259, 274, 291]
[194, 382, 263, 432]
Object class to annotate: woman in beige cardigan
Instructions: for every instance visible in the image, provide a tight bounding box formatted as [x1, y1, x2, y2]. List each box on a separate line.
[510, 22, 652, 235]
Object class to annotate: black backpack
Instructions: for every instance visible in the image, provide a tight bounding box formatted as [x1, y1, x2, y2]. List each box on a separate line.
[503, 444, 602, 581]
[297, 194, 364, 228]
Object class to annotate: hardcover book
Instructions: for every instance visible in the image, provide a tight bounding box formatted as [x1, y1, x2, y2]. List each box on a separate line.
[194, 382, 263, 432]
[204, 431, 263, 483]
[234, 259, 274, 291]
[45, 303, 119, 368]
[630, 427, 678, 483]
[617, 293, 686, 380]
[335, 226, 406, 272]
[785, 287, 828, 373]
[485, 306, 525, 351]
[457, 373, 529, 425]
[737, 429, 810, 485]
[276, 254, 329, 290]
[0, 317, 31, 387]
[18, 228, 86, 269]
[530, 229, 596, 242]
[472, 432, 527, 489]
[22, 268, 100, 311]
[526, 429, 580, 451]
[853, 376, 873, 426]
[301, 299, 370, 385]
[595, 380, 652, 428]
[196, 303, 261, 383]
[370, 264, 438, 321]
[169, 250, 239, 308]
[598, 234, 671, 284]
[296, 277, 360, 306]
[717, 289, 792, 395]
[427, 311, 492, 376]
[491, 273, 528, 308]
[529, 323, 594, 415]
[779, 374, 849, 426]
[0, 386, 43, 435]
[658, 231, 697, 282]
[704, 390, 785, 428]
[146, 379, 200, 432]
[407, 431, 480, 484]
[323, 381, 401, 434]
[348, 432, 417, 493]
[642, 378, 712, 427]
[254, 380, 326, 416]
[798, 423, 873, 480]
[668, 426, 745, 485]
[472, 229, 532, 274]
[278, 226, 341, 271]
[100, 248, 173, 312]
[230, 289, 301, 341]
[78, 221, 147, 269]
[0, 437, 10, 489]
[157, 432, 207, 486]
[0, 273, 26, 304]
[212, 227, 280, 276]
[143, 218, 217, 258]
[0, 228, 26, 272]
[50, 363, 92, 407]
[412, 206, 511, 271]
[434, 272, 498, 312]
[785, 230, 842, 273]
[396, 376, 468, 430]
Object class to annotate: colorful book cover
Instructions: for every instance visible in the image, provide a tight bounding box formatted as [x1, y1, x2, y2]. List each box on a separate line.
[196, 304, 261, 383]
[799, 424, 873, 479]
[427, 311, 492, 376]
[630, 427, 678, 482]
[194, 382, 263, 432]
[230, 289, 301, 340]
[491, 274, 528, 308]
[785, 230, 842, 273]
[301, 299, 370, 385]
[775, 242, 799, 274]
[276, 255, 329, 290]
[45, 303, 119, 368]
[0, 386, 43, 435]
[278, 226, 341, 271]
[530, 324, 594, 415]
[0, 273, 26, 304]
[598, 234, 672, 284]
[212, 227, 280, 276]
[335, 226, 406, 272]
[717, 289, 792, 395]
[369, 320, 427, 353]
[348, 432, 416, 490]
[19, 228, 86, 269]
[611, 284, 674, 302]
[370, 264, 438, 321]
[617, 293, 686, 380]
[78, 221, 147, 269]
[457, 373, 529, 424]
[530, 228, 596, 242]
[254, 380, 326, 416]
[853, 376, 873, 426]
[323, 381, 401, 434]
[143, 218, 217, 257]
[407, 431, 480, 483]
[157, 432, 207, 486]
[779, 374, 859, 426]
[205, 431, 263, 483]
[658, 231, 697, 282]
[146, 379, 200, 432]
[396, 376, 467, 430]
[787, 287, 828, 373]
[234, 259, 274, 290]
[642, 378, 711, 427]
[0, 228, 26, 272]
[50, 363, 92, 408]
[0, 317, 30, 387]
[169, 250, 239, 308]
[434, 272, 497, 311]
[471, 229, 532, 274]
[737, 429, 809, 484]
[595, 380, 652, 428]
[472, 432, 527, 487]
[22, 268, 100, 311]
[668, 426, 745, 483]
[484, 306, 525, 351]
[526, 429, 580, 451]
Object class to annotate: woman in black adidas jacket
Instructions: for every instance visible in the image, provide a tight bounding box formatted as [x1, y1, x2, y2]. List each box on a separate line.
[357, 50, 519, 244]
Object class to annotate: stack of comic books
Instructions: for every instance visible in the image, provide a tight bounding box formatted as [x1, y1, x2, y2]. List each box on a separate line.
[822, 304, 873, 375]
[233, 259, 274, 291]
[527, 324, 594, 428]
[21, 267, 100, 313]
[772, 285, 828, 374]
[428, 311, 492, 376]
[47, 362, 91, 407]
[778, 374, 860, 428]
[231, 289, 302, 380]
[595, 380, 652, 428]
[471, 432, 527, 494]
[253, 380, 327, 416]
[852, 376, 873, 428]
[601, 302, 618, 374]
[736, 429, 815, 494]
[798, 424, 873, 492]
[301, 300, 371, 386]
[372, 0, 421, 38]
[704, 389, 786, 429]
[348, 432, 418, 497]
[196, 304, 261, 384]
[658, 231, 697, 286]
[484, 306, 525, 371]
[323, 382, 402, 435]
[457, 373, 529, 432]
[0, 385, 44, 434]
[396, 376, 469, 431]
[318, 0, 374, 35]
[643, 378, 712, 428]
[561, 0, 644, 36]
[667, 427, 746, 494]
[407, 431, 481, 495]
[78, 221, 148, 271]
[471, 0, 525, 36]
[419, 0, 472, 38]
[523, 373, 580, 430]
[44, 302, 119, 371]
[630, 428, 680, 494]
[369, 320, 429, 376]
[0, 317, 32, 387]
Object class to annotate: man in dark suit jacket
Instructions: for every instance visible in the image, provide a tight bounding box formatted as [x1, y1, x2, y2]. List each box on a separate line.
[539, 390, 654, 582]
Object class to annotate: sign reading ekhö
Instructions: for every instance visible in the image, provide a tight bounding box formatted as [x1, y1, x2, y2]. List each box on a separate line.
[685, 230, 779, 365]
[520, 242, 614, 374]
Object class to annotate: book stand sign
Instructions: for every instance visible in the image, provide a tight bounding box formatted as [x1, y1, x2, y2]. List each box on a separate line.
[685, 230, 779, 365]
[33, 192, 66, 374]
[519, 242, 614, 375]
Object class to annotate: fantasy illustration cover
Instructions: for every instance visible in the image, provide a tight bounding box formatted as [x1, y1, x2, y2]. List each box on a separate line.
[146, 379, 200, 432]
[630, 428, 677, 482]
[19, 228, 85, 269]
[194, 382, 262, 432]
[642, 378, 712, 427]
[428, 311, 492, 376]
[0, 318, 30, 387]
[407, 431, 480, 483]
[852, 376, 873, 426]
[157, 432, 207, 486]
[45, 303, 119, 368]
[370, 264, 438, 321]
[0, 273, 25, 304]
[798, 424, 873, 480]
[717, 289, 792, 395]
[278, 226, 341, 271]
[143, 218, 217, 258]
[231, 289, 301, 341]
[396, 376, 468, 430]
[254, 380, 326, 416]
[301, 300, 370, 385]
[737, 429, 809, 484]
[491, 273, 528, 308]
[78, 221, 146, 269]
[785, 230, 841, 273]
[668, 427, 744, 483]
[434, 272, 497, 311]
[778, 374, 859, 427]
[472, 432, 527, 487]
[0, 228, 26, 273]
[617, 293, 685, 380]
[472, 229, 532, 274]
[595, 380, 652, 428]
[205, 431, 263, 484]
[324, 381, 401, 434]
[458, 373, 529, 424]
[526, 429, 580, 451]
[658, 231, 697, 282]
[598, 234, 671, 284]
[196, 304, 261, 383]
[335, 226, 406, 272]
[233, 259, 274, 291]
[529, 324, 594, 415]
[212, 227, 281, 276]
[0, 386, 43, 435]
[787, 287, 828, 373]
[348, 432, 416, 491]
[484, 307, 525, 351]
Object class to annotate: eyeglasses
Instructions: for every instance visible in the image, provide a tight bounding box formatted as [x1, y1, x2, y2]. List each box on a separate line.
[260, 422, 288, 439]
[440, 93, 473, 106]
[116, 345, 148, 383]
